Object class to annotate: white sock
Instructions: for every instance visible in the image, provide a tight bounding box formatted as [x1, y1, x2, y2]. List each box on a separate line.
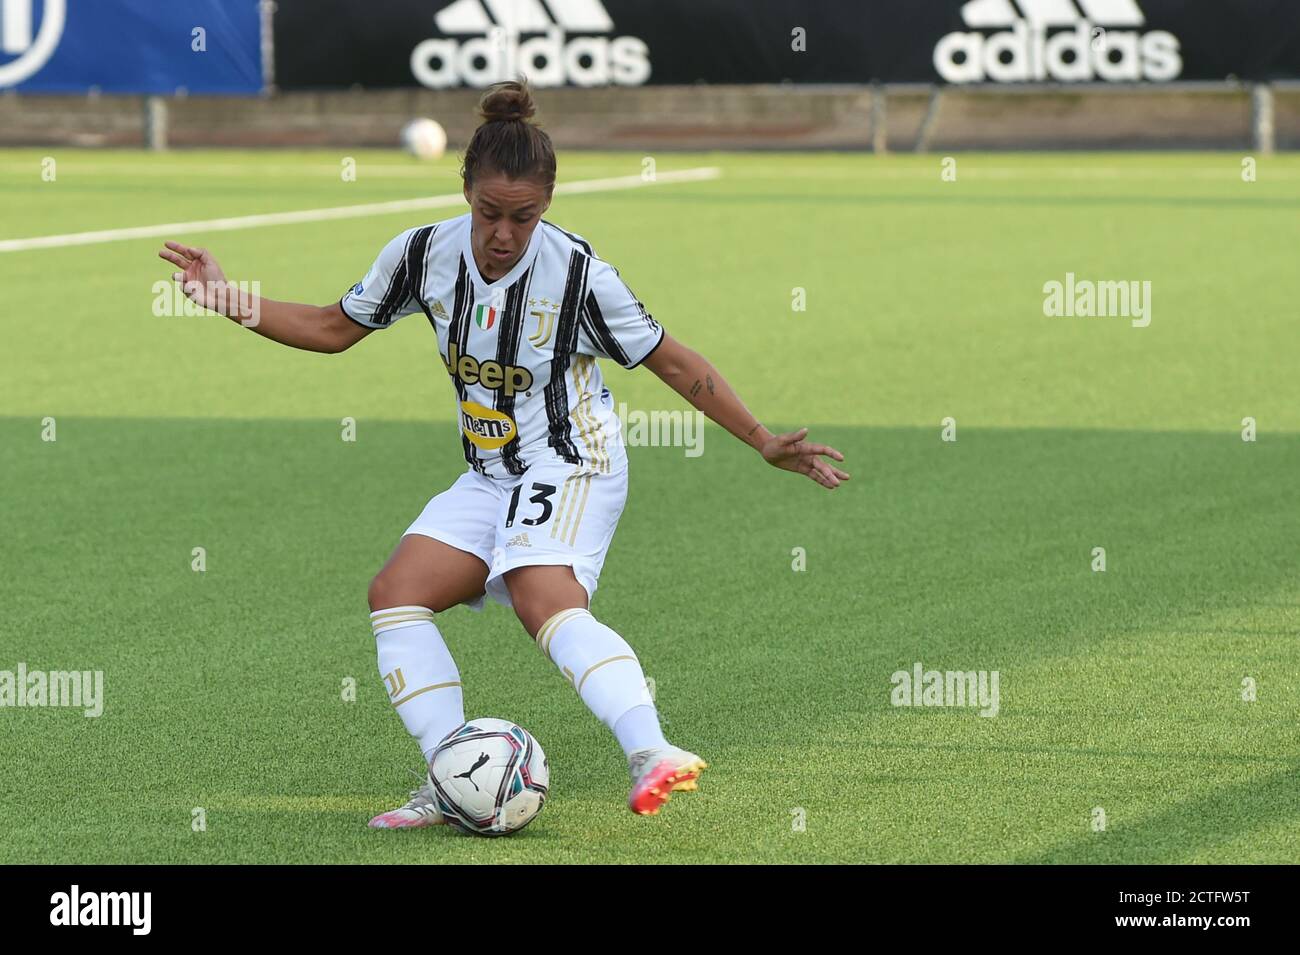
[371, 606, 465, 764]
[613, 705, 669, 755]
[536, 608, 668, 756]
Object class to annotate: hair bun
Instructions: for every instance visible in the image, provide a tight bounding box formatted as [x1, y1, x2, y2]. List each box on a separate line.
[478, 81, 537, 124]
[462, 78, 556, 188]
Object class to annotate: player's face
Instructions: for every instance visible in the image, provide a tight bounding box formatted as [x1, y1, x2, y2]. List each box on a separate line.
[464, 174, 552, 281]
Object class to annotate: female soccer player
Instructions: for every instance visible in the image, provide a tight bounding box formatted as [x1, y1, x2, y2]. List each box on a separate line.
[158, 81, 848, 825]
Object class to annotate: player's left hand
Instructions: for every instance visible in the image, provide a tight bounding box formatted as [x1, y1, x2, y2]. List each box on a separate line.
[761, 428, 849, 489]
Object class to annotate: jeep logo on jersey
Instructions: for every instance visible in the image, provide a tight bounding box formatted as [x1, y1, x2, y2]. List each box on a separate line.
[460, 401, 518, 450]
[0, 0, 66, 88]
[934, 0, 1181, 84]
[443, 342, 534, 397]
[411, 0, 651, 89]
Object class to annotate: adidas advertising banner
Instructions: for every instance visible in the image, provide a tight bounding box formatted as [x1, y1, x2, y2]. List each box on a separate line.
[273, 0, 1300, 89]
[928, 0, 1300, 84]
[0, 0, 263, 93]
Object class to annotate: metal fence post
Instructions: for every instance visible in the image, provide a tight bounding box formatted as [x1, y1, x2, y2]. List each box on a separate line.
[871, 81, 887, 155]
[915, 85, 944, 153]
[144, 95, 168, 151]
[1251, 83, 1275, 156]
[260, 0, 278, 94]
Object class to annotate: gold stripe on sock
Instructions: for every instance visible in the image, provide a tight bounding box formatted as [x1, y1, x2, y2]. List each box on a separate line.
[392, 680, 462, 707]
[536, 607, 584, 644]
[371, 613, 433, 627]
[371, 613, 436, 628]
[537, 608, 585, 656]
[541, 616, 572, 660]
[576, 655, 637, 695]
[371, 615, 435, 635]
[536, 607, 588, 660]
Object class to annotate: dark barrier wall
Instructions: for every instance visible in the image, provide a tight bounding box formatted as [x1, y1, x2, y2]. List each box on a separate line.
[0, 0, 262, 93]
[273, 0, 1300, 90]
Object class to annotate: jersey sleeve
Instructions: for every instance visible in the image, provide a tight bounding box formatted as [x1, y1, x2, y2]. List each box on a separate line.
[577, 259, 664, 369]
[339, 228, 424, 329]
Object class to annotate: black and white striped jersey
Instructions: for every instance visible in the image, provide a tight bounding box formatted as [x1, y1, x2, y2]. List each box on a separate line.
[340, 214, 663, 479]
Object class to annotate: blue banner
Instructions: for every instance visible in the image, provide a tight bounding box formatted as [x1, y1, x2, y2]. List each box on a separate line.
[0, 0, 262, 94]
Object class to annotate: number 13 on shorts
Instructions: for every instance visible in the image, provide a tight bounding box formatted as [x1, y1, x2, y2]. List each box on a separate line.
[486, 463, 628, 605]
[504, 481, 557, 528]
[497, 464, 625, 556]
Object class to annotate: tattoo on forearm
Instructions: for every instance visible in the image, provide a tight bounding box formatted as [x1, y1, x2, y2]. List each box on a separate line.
[689, 379, 702, 398]
[706, 375, 715, 396]
[746, 422, 761, 437]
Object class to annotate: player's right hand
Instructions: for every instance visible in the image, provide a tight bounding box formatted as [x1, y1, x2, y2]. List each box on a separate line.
[157, 241, 230, 314]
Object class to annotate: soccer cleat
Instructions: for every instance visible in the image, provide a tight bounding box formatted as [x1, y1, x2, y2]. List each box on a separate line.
[627, 746, 708, 816]
[368, 776, 446, 829]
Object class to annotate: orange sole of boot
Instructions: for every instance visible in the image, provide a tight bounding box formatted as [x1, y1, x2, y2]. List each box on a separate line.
[628, 757, 708, 815]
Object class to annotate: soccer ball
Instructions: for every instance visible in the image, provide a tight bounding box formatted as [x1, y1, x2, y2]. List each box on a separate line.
[429, 718, 549, 836]
[400, 118, 447, 161]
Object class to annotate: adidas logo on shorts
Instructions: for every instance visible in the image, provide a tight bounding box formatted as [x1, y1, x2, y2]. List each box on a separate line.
[506, 532, 532, 549]
[934, 0, 1182, 84]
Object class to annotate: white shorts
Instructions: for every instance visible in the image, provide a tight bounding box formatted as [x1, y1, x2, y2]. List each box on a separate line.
[403, 458, 628, 611]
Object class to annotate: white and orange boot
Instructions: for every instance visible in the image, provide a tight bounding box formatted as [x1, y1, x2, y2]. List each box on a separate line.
[627, 746, 708, 816]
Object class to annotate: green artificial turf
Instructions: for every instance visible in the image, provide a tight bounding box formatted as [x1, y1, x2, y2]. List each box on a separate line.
[1, 150, 1298, 862]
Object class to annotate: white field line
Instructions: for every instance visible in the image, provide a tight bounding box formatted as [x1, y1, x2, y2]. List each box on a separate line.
[0, 162, 465, 177]
[0, 166, 722, 253]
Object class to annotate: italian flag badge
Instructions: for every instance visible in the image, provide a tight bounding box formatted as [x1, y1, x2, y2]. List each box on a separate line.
[474, 304, 497, 330]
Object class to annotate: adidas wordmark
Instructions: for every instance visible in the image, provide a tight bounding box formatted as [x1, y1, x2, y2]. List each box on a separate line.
[411, 0, 650, 89]
[934, 0, 1182, 83]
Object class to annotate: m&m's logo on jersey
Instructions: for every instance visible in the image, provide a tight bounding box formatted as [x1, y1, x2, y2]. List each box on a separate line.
[474, 304, 497, 330]
[460, 401, 516, 450]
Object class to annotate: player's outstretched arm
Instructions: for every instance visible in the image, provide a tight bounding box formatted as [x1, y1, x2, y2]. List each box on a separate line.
[642, 332, 849, 490]
[156, 241, 372, 354]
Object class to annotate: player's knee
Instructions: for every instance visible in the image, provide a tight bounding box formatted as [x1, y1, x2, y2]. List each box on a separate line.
[367, 571, 406, 614]
[506, 568, 589, 638]
[369, 567, 473, 615]
[512, 598, 579, 641]
[512, 601, 549, 640]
